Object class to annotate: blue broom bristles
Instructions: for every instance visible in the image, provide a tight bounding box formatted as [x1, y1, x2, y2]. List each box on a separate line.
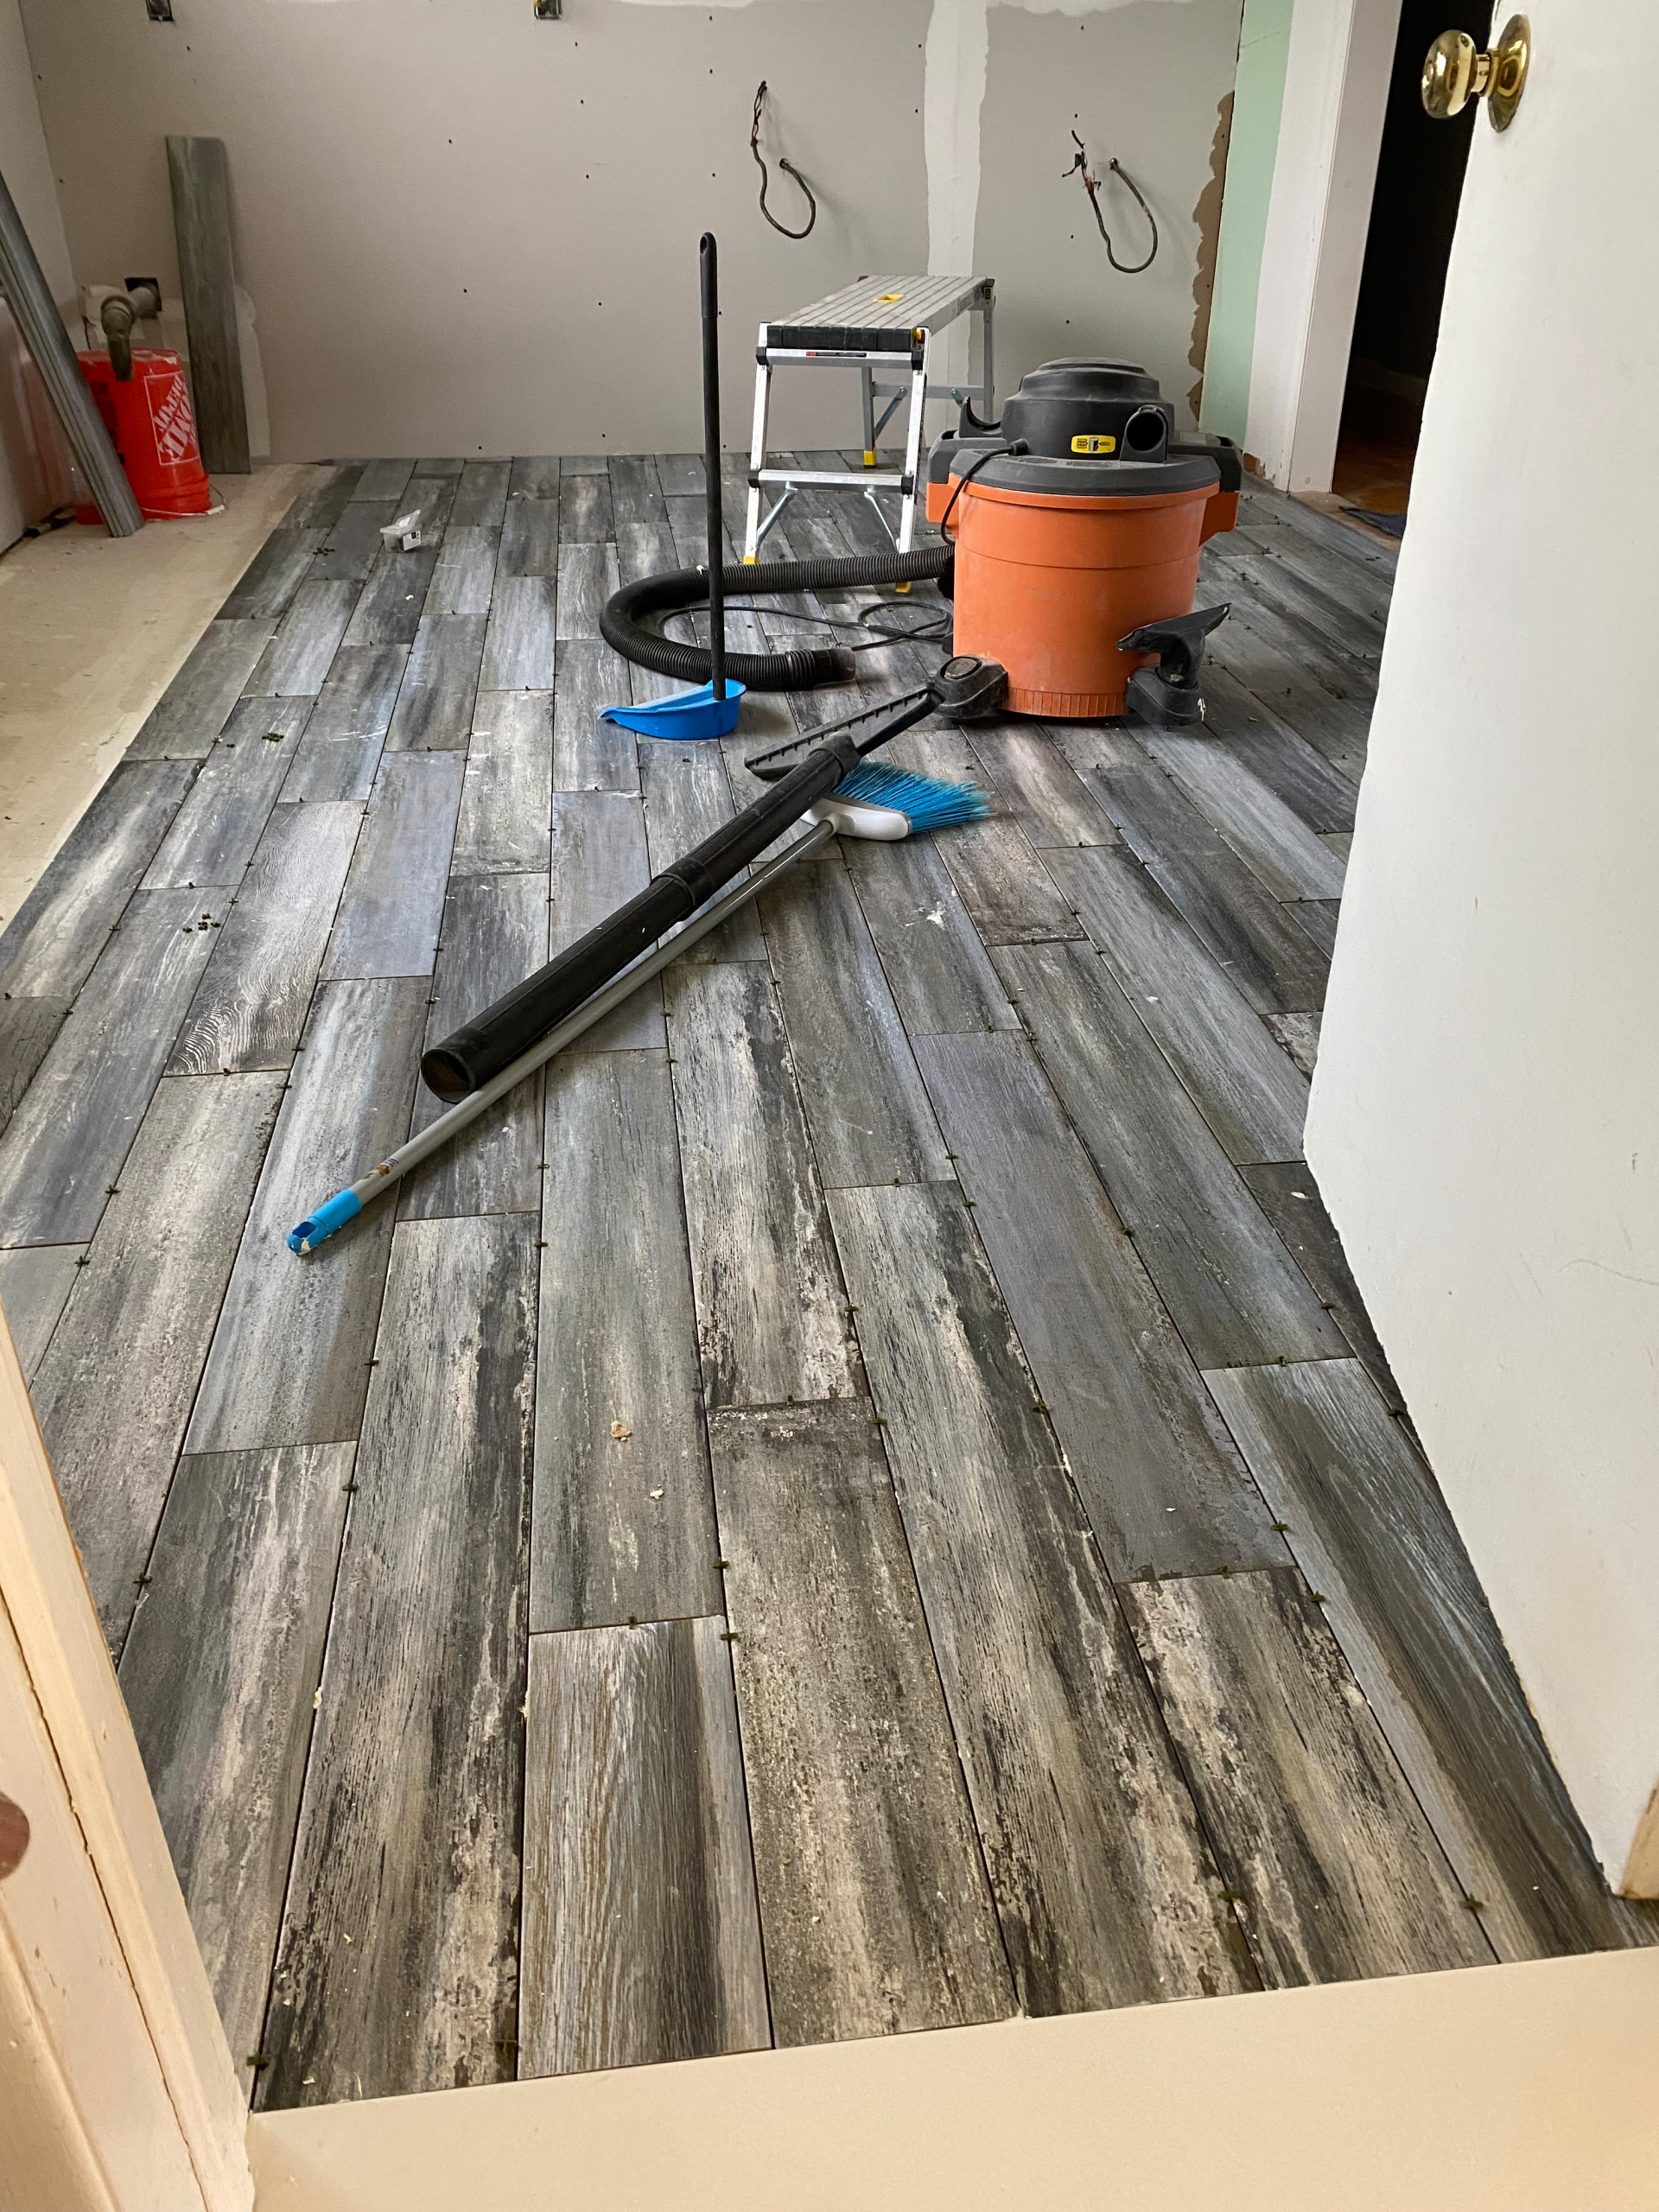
[834, 760, 991, 832]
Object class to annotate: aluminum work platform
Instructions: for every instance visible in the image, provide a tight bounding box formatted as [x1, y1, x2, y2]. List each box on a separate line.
[743, 271, 995, 560]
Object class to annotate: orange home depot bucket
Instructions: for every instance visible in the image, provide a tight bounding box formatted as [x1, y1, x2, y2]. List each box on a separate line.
[76, 349, 213, 520]
[946, 452, 1232, 719]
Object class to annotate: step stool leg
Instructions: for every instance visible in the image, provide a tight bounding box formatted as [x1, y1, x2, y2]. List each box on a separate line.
[979, 283, 996, 423]
[861, 362, 876, 468]
[895, 334, 929, 559]
[745, 328, 772, 563]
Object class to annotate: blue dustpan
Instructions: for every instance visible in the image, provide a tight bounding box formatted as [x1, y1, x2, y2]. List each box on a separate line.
[599, 679, 746, 742]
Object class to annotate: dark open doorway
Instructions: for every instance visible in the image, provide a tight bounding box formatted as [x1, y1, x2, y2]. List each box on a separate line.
[1333, 0, 1485, 533]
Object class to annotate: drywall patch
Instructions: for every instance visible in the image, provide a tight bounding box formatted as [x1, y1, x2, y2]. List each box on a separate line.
[1187, 88, 1235, 417]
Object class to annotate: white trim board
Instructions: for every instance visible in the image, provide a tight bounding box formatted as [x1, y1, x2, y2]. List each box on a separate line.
[247, 1948, 1659, 2211]
[1245, 0, 1400, 490]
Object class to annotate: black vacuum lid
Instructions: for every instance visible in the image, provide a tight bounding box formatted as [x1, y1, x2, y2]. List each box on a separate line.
[963, 450, 1220, 498]
[1009, 358, 1165, 405]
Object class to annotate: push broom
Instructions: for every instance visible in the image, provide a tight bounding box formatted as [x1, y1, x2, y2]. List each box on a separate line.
[287, 671, 1002, 1254]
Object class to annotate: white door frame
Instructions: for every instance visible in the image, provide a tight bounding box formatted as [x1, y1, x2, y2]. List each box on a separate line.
[0, 1310, 252, 2212]
[1245, 0, 1402, 493]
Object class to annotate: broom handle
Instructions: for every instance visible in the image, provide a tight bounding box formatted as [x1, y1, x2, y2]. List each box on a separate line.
[292, 822, 838, 1250]
[700, 231, 725, 701]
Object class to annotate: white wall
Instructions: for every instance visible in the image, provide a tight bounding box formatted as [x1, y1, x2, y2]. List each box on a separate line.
[0, 0, 74, 548]
[1243, 0, 1397, 488]
[1306, 0, 1659, 1889]
[20, 0, 1242, 463]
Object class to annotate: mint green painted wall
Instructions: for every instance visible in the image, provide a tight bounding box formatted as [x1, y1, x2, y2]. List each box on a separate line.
[1200, 0, 1294, 445]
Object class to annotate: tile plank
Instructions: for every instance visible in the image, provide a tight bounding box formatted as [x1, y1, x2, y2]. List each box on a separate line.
[1265, 1010, 1321, 1079]
[118, 1442, 353, 2094]
[937, 815, 1084, 946]
[186, 977, 429, 1453]
[308, 501, 397, 585]
[340, 540, 442, 649]
[218, 526, 326, 619]
[385, 613, 486, 751]
[0, 759, 196, 997]
[453, 691, 554, 874]
[555, 541, 618, 643]
[1200, 665, 1359, 834]
[534, 1048, 718, 1631]
[1140, 731, 1347, 902]
[607, 454, 664, 531]
[842, 834, 1019, 1037]
[551, 638, 639, 794]
[0, 889, 229, 1246]
[449, 459, 511, 529]
[1240, 1163, 1407, 1413]
[260, 1213, 536, 2107]
[400, 873, 547, 1222]
[499, 498, 561, 579]
[914, 1031, 1284, 1579]
[547, 792, 663, 1049]
[995, 940, 1345, 1368]
[351, 457, 415, 502]
[1046, 847, 1310, 1166]
[481, 575, 559, 689]
[665, 960, 860, 1412]
[279, 642, 406, 804]
[1080, 763, 1329, 1014]
[32, 1071, 285, 1645]
[639, 742, 764, 963]
[0, 1243, 84, 1375]
[322, 752, 463, 981]
[423, 525, 499, 618]
[142, 698, 311, 889]
[760, 855, 950, 1189]
[1124, 1569, 1492, 1986]
[245, 581, 359, 698]
[830, 1183, 1255, 2012]
[280, 463, 364, 531]
[557, 472, 613, 543]
[710, 1400, 1011, 2041]
[167, 803, 364, 1075]
[0, 996, 66, 1138]
[1205, 1359, 1637, 1962]
[519, 1617, 769, 2075]
[969, 728, 1119, 849]
[126, 620, 274, 760]
[509, 456, 563, 497]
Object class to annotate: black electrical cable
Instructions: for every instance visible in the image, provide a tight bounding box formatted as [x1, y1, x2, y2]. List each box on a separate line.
[937, 440, 1028, 536]
[1065, 130, 1158, 275]
[752, 82, 817, 239]
[600, 543, 952, 690]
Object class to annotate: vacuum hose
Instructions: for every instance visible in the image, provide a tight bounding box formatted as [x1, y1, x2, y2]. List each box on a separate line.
[599, 544, 954, 690]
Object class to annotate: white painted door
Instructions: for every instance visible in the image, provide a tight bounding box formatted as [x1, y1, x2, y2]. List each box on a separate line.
[1306, 0, 1659, 1891]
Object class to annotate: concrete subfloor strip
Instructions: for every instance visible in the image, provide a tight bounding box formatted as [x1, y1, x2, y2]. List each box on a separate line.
[0, 462, 317, 926]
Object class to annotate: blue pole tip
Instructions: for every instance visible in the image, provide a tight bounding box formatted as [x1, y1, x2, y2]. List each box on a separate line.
[288, 1188, 364, 1255]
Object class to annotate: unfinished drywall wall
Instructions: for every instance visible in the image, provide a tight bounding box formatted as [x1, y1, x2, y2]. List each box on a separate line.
[22, 0, 1250, 461]
[975, 0, 1247, 431]
[1306, 0, 1659, 1888]
[0, 0, 73, 548]
[21, 0, 932, 462]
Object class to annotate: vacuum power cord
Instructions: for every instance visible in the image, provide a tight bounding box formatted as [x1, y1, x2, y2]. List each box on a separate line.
[1065, 130, 1158, 275]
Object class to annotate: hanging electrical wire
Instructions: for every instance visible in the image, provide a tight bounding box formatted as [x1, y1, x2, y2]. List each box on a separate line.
[1065, 130, 1158, 275]
[751, 81, 817, 239]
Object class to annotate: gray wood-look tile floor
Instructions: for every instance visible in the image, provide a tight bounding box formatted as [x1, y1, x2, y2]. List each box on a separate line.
[3, 454, 1651, 2110]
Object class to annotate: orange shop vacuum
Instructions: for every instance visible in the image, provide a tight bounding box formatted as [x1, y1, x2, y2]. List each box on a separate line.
[74, 283, 215, 523]
[926, 358, 1240, 724]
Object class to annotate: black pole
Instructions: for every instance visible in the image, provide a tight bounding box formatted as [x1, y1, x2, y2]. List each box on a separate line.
[699, 232, 725, 702]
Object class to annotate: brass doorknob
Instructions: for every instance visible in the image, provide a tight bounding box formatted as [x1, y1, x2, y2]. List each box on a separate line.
[1422, 15, 1531, 130]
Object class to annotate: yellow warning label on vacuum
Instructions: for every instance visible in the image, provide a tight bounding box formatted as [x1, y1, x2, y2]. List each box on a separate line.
[1071, 433, 1117, 454]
